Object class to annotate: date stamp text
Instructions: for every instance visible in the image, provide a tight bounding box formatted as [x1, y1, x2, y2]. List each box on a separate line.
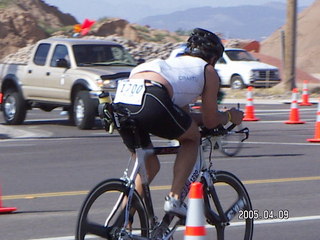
[238, 209, 289, 220]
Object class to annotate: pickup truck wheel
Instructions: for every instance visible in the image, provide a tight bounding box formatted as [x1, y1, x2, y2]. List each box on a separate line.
[3, 90, 27, 125]
[72, 91, 96, 130]
[231, 76, 245, 89]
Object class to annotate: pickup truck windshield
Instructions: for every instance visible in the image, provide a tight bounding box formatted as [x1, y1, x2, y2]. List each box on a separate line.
[225, 50, 257, 62]
[73, 44, 137, 67]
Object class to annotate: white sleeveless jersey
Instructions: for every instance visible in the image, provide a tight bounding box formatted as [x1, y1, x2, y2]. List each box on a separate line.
[130, 56, 207, 107]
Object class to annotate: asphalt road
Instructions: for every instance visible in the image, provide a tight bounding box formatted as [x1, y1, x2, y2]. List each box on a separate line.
[0, 101, 320, 240]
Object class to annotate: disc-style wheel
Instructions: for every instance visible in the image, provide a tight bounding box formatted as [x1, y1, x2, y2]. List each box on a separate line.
[219, 123, 244, 157]
[203, 170, 253, 240]
[76, 179, 149, 240]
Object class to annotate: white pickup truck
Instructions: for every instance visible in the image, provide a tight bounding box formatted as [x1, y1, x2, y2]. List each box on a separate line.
[216, 48, 280, 89]
[0, 38, 138, 129]
[170, 45, 281, 89]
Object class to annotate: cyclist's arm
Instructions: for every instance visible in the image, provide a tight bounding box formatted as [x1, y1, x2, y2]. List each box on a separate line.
[201, 65, 229, 128]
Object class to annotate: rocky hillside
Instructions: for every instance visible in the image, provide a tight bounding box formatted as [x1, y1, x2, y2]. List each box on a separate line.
[0, 0, 77, 59]
[91, 18, 185, 44]
[0, 0, 186, 62]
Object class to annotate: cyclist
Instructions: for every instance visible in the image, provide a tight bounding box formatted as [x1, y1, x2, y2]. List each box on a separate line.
[113, 28, 244, 217]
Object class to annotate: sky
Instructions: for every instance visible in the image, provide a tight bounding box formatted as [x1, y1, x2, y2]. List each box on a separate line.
[43, 0, 316, 23]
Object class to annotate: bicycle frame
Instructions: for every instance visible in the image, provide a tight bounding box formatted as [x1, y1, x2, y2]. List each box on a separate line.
[107, 147, 159, 233]
[107, 142, 198, 240]
[100, 124, 248, 240]
[114, 136, 213, 238]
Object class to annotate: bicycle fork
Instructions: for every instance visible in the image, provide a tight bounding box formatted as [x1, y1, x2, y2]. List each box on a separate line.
[201, 171, 247, 234]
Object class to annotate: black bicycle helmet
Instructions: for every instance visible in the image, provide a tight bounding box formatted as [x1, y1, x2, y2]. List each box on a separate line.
[185, 28, 224, 62]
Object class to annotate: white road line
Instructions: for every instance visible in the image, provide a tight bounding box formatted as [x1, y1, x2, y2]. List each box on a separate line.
[29, 237, 94, 240]
[244, 141, 319, 146]
[154, 139, 319, 146]
[255, 119, 315, 122]
[255, 108, 316, 113]
[252, 215, 320, 225]
[29, 215, 320, 240]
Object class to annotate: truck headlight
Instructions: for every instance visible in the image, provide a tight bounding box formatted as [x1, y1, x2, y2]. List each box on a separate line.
[250, 70, 260, 79]
[97, 79, 118, 89]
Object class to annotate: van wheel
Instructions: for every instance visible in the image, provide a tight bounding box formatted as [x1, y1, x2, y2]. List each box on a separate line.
[231, 76, 245, 89]
[2, 90, 27, 125]
[72, 91, 96, 130]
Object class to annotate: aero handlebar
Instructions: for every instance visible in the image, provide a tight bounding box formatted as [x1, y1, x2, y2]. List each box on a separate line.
[200, 124, 249, 142]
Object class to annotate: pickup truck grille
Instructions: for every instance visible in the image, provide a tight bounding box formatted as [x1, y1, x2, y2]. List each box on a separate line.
[258, 70, 279, 80]
[251, 70, 281, 87]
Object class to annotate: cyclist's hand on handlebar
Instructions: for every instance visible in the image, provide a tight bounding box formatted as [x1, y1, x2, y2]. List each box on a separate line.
[228, 108, 244, 125]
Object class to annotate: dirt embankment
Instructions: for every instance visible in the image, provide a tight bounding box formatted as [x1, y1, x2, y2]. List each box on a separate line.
[260, 0, 320, 76]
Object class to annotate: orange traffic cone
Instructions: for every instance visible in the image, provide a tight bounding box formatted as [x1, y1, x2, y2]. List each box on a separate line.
[0, 184, 17, 213]
[299, 80, 312, 106]
[184, 182, 206, 240]
[284, 88, 305, 124]
[307, 98, 320, 142]
[243, 86, 259, 121]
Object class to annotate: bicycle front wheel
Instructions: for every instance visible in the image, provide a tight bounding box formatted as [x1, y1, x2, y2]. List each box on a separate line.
[203, 170, 253, 240]
[76, 179, 149, 240]
[219, 124, 244, 157]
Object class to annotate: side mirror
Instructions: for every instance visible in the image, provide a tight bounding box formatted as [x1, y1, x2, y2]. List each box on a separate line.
[56, 58, 70, 68]
[217, 57, 226, 64]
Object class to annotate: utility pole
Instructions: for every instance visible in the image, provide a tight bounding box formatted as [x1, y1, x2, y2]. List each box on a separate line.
[283, 0, 297, 91]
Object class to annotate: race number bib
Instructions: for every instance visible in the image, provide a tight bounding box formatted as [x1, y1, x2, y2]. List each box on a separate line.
[114, 79, 145, 105]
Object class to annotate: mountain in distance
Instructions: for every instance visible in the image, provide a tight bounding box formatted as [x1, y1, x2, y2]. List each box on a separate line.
[138, 3, 292, 40]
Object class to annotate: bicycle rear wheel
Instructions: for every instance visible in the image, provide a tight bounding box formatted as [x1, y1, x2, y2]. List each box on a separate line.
[203, 170, 253, 240]
[76, 179, 149, 240]
[219, 123, 244, 157]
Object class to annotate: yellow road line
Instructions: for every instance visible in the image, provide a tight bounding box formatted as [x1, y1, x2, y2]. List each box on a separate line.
[243, 176, 320, 184]
[3, 176, 320, 200]
[3, 190, 89, 200]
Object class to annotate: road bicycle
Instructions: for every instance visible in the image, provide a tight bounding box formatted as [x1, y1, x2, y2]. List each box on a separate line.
[76, 100, 253, 240]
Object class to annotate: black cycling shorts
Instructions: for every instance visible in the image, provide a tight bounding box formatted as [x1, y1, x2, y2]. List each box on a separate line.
[116, 81, 192, 152]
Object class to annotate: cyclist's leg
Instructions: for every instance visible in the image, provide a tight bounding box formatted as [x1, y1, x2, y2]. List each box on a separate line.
[170, 120, 200, 199]
[144, 145, 161, 183]
[118, 128, 160, 196]
[134, 145, 160, 197]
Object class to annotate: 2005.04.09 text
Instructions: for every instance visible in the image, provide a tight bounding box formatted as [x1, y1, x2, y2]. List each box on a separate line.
[238, 209, 289, 220]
